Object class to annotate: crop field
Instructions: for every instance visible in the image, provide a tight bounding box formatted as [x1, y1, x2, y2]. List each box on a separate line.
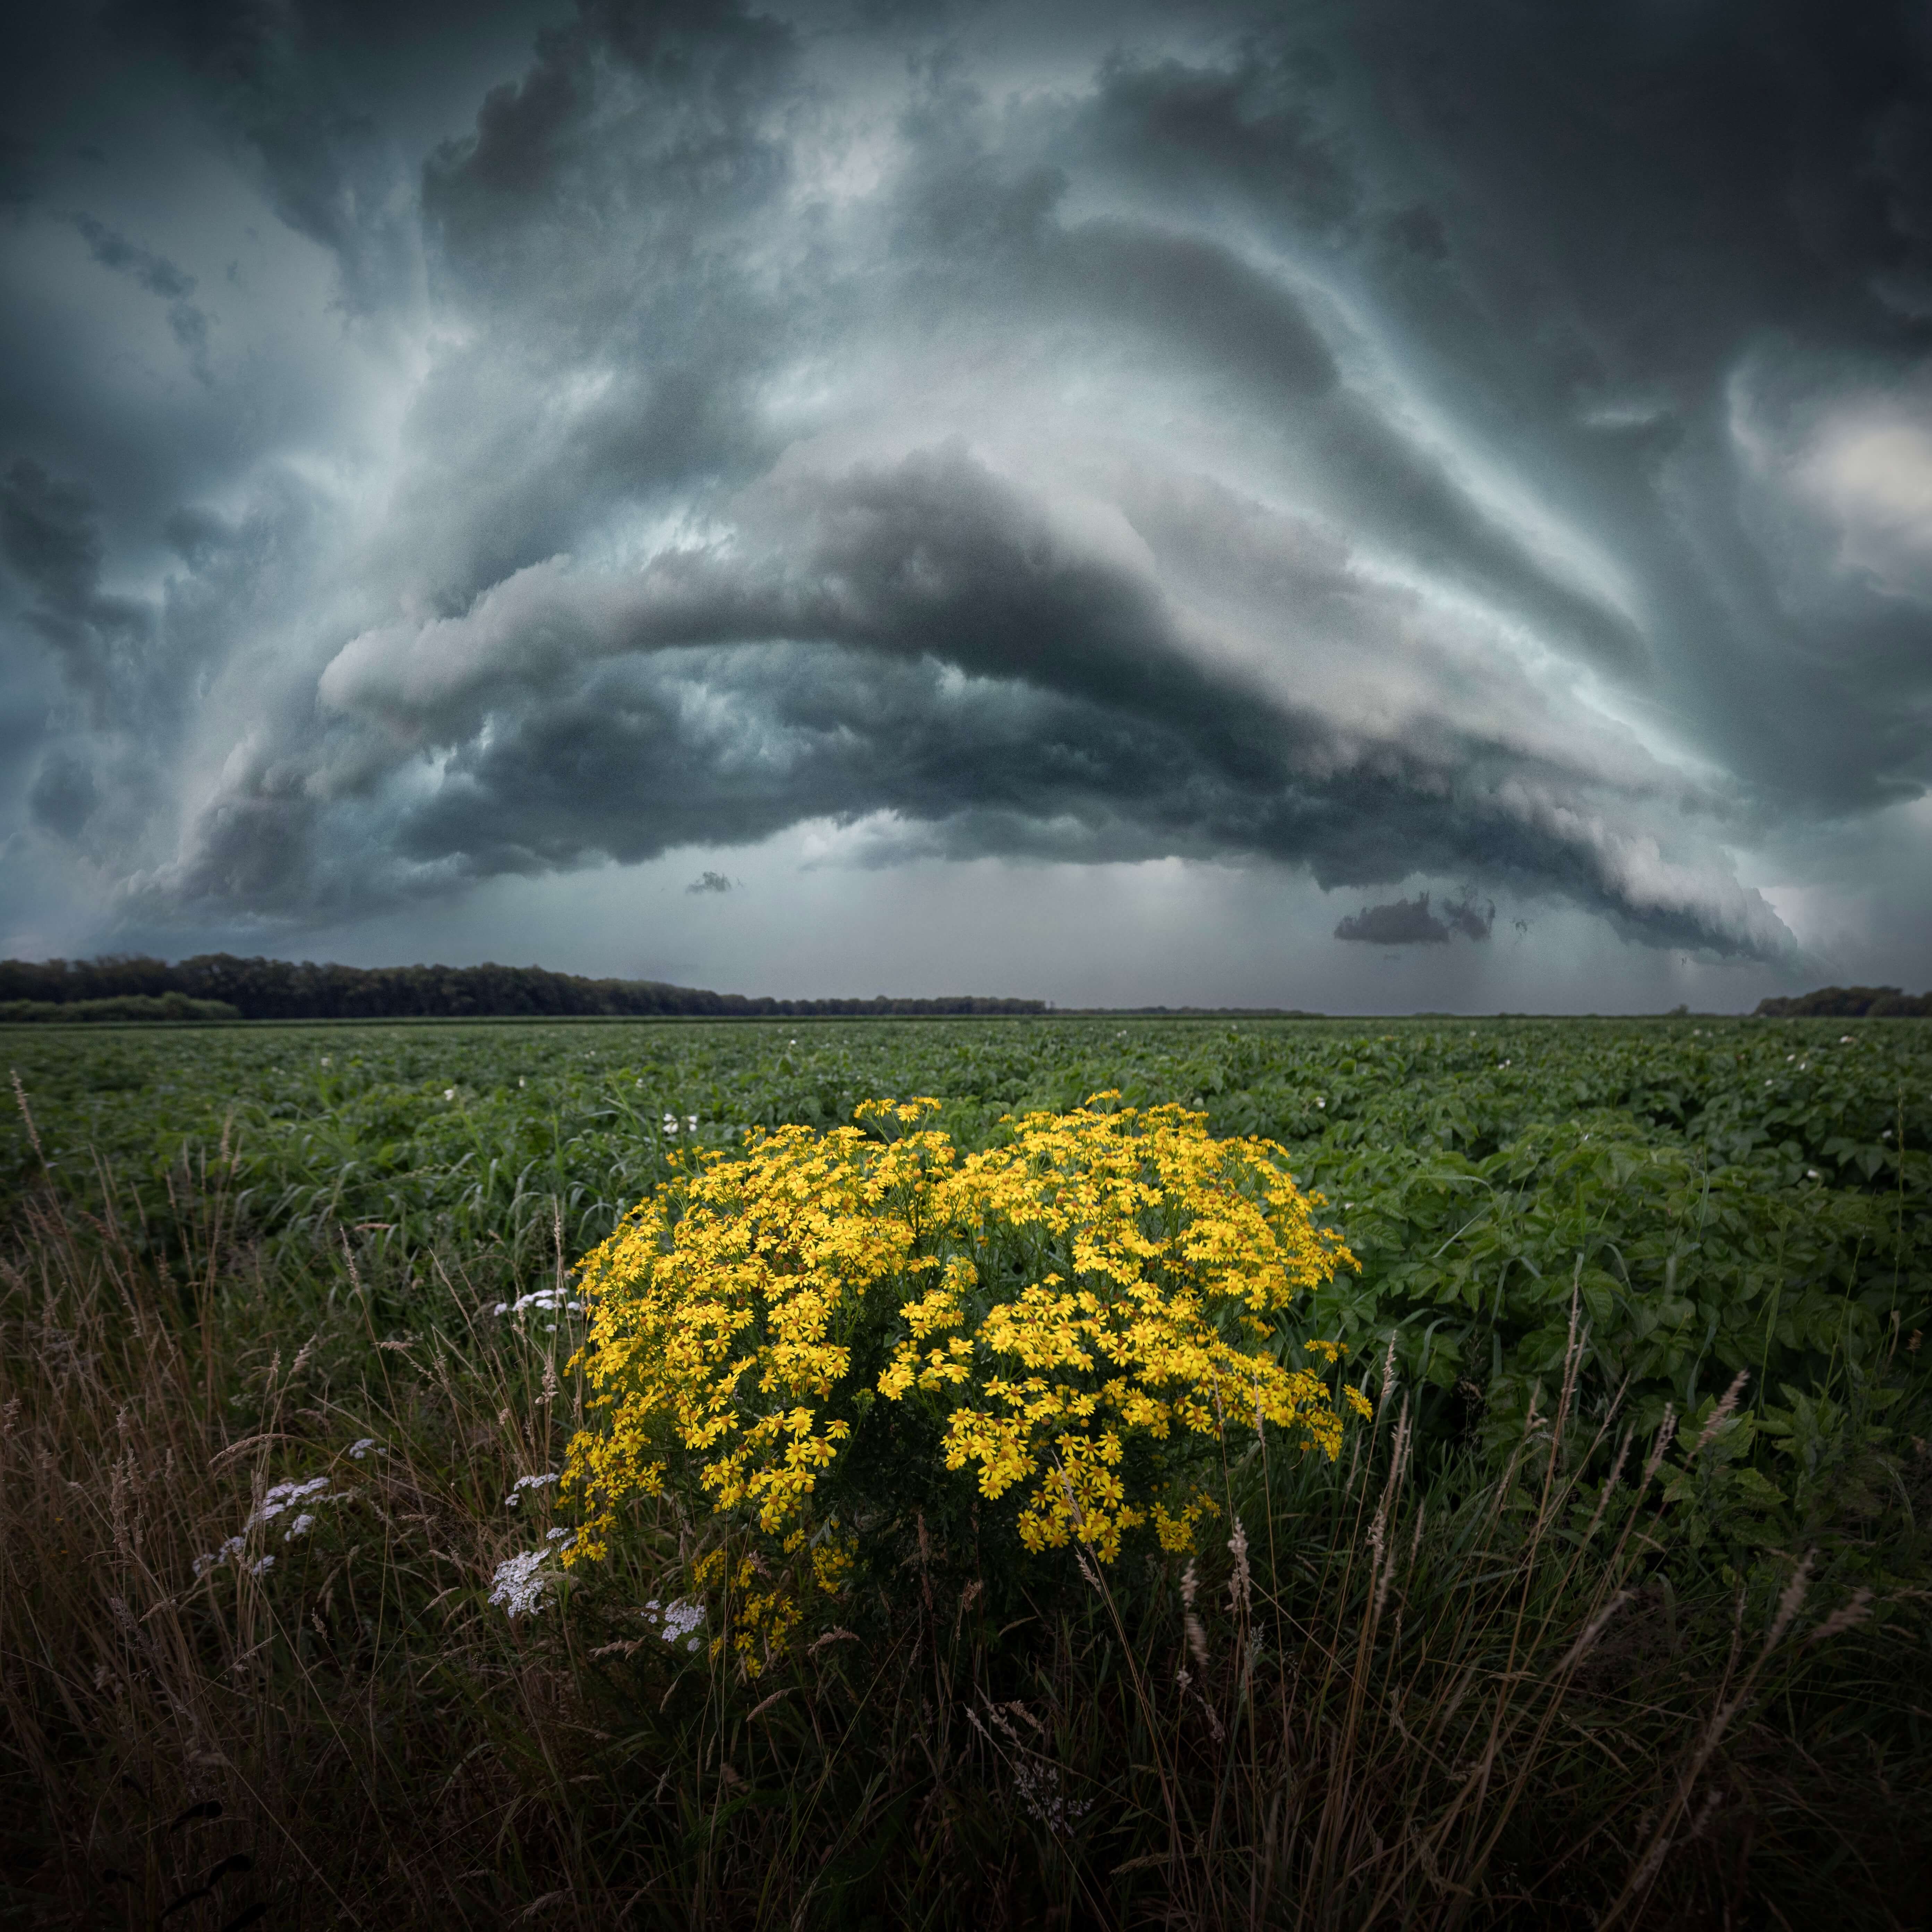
[3, 1015, 1929, 1929]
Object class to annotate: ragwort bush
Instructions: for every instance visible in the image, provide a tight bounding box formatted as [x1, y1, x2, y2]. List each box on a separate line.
[562, 1095, 1363, 1667]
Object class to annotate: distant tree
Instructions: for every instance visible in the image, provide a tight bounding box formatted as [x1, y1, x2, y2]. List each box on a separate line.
[1754, 985, 1931, 1018]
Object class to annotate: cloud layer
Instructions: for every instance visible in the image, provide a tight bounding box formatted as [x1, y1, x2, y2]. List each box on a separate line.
[3, 0, 1930, 981]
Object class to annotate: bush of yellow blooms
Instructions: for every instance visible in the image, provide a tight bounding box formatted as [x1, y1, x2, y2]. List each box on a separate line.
[561, 1095, 1364, 1660]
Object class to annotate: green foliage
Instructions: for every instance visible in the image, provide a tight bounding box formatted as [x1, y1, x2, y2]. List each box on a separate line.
[3, 1014, 1928, 1926]
[7, 1013, 1925, 1479]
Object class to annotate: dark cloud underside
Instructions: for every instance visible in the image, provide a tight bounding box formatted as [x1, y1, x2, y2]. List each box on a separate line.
[1, 0, 1927, 984]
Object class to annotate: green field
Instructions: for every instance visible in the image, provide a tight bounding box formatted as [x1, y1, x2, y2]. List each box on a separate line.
[9, 1014, 1926, 1463]
[3, 1016, 1929, 1927]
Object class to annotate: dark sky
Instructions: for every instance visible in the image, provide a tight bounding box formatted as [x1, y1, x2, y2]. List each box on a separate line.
[2, 0, 1930, 1008]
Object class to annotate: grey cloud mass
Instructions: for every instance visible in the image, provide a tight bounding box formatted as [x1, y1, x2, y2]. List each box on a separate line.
[1335, 893, 1493, 947]
[3, 0, 1930, 997]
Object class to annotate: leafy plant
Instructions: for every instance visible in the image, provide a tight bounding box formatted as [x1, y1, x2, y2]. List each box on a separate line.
[564, 1097, 1364, 1673]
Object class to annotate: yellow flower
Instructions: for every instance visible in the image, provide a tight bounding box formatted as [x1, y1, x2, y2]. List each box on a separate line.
[562, 1096, 1358, 1581]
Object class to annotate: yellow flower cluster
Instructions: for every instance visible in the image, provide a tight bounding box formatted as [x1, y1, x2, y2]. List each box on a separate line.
[692, 1526, 856, 1677]
[562, 1096, 1362, 1576]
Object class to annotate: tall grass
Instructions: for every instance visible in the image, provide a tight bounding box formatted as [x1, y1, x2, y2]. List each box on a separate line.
[3, 1145, 1926, 1927]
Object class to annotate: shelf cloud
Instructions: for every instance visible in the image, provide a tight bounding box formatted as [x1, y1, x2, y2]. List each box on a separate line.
[3, 0, 1929, 992]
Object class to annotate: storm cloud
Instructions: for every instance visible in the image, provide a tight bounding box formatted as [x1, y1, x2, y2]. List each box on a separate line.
[3, 0, 1930, 995]
[1336, 893, 1493, 947]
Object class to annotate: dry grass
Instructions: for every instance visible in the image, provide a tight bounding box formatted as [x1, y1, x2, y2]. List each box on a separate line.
[3, 1156, 1927, 1929]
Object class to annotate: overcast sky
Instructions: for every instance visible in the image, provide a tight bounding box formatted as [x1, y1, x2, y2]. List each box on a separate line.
[2, 0, 1929, 1011]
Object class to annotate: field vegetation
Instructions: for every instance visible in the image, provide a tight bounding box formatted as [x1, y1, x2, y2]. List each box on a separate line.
[2, 1015, 1927, 1927]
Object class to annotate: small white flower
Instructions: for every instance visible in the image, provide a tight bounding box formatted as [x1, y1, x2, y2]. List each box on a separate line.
[249, 1476, 330, 1528]
[497, 1288, 583, 1320]
[283, 1513, 317, 1541]
[1314, 1097, 1325, 1108]
[444, 1087, 457, 1100]
[519, 1076, 526, 1087]
[250, 1555, 274, 1577]
[488, 1550, 553, 1619]
[545, 1526, 574, 1545]
[685, 1113, 698, 1132]
[1806, 1169, 1821, 1180]
[505, 1472, 560, 1506]
[348, 1438, 382, 1459]
[662, 1112, 679, 1134]
[650, 1597, 705, 1644]
[320, 1055, 331, 1066]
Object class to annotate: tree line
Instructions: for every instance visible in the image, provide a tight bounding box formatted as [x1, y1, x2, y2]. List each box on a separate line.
[0, 956, 1047, 1022]
[1754, 985, 1932, 1018]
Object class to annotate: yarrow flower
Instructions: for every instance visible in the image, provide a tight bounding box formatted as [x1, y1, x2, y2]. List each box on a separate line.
[645, 1596, 707, 1648]
[193, 1534, 249, 1578]
[488, 1550, 555, 1619]
[492, 1290, 586, 1318]
[249, 1476, 330, 1529]
[505, 1472, 560, 1506]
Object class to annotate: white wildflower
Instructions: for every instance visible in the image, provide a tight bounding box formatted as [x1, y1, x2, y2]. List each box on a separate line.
[685, 1113, 698, 1132]
[283, 1512, 317, 1541]
[663, 1112, 679, 1134]
[495, 1288, 584, 1319]
[249, 1475, 330, 1528]
[642, 1597, 706, 1648]
[348, 1438, 382, 1459]
[250, 1555, 274, 1577]
[544, 1526, 575, 1546]
[488, 1550, 553, 1619]
[505, 1472, 560, 1506]
[1314, 1096, 1325, 1108]
[445, 1087, 457, 1100]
